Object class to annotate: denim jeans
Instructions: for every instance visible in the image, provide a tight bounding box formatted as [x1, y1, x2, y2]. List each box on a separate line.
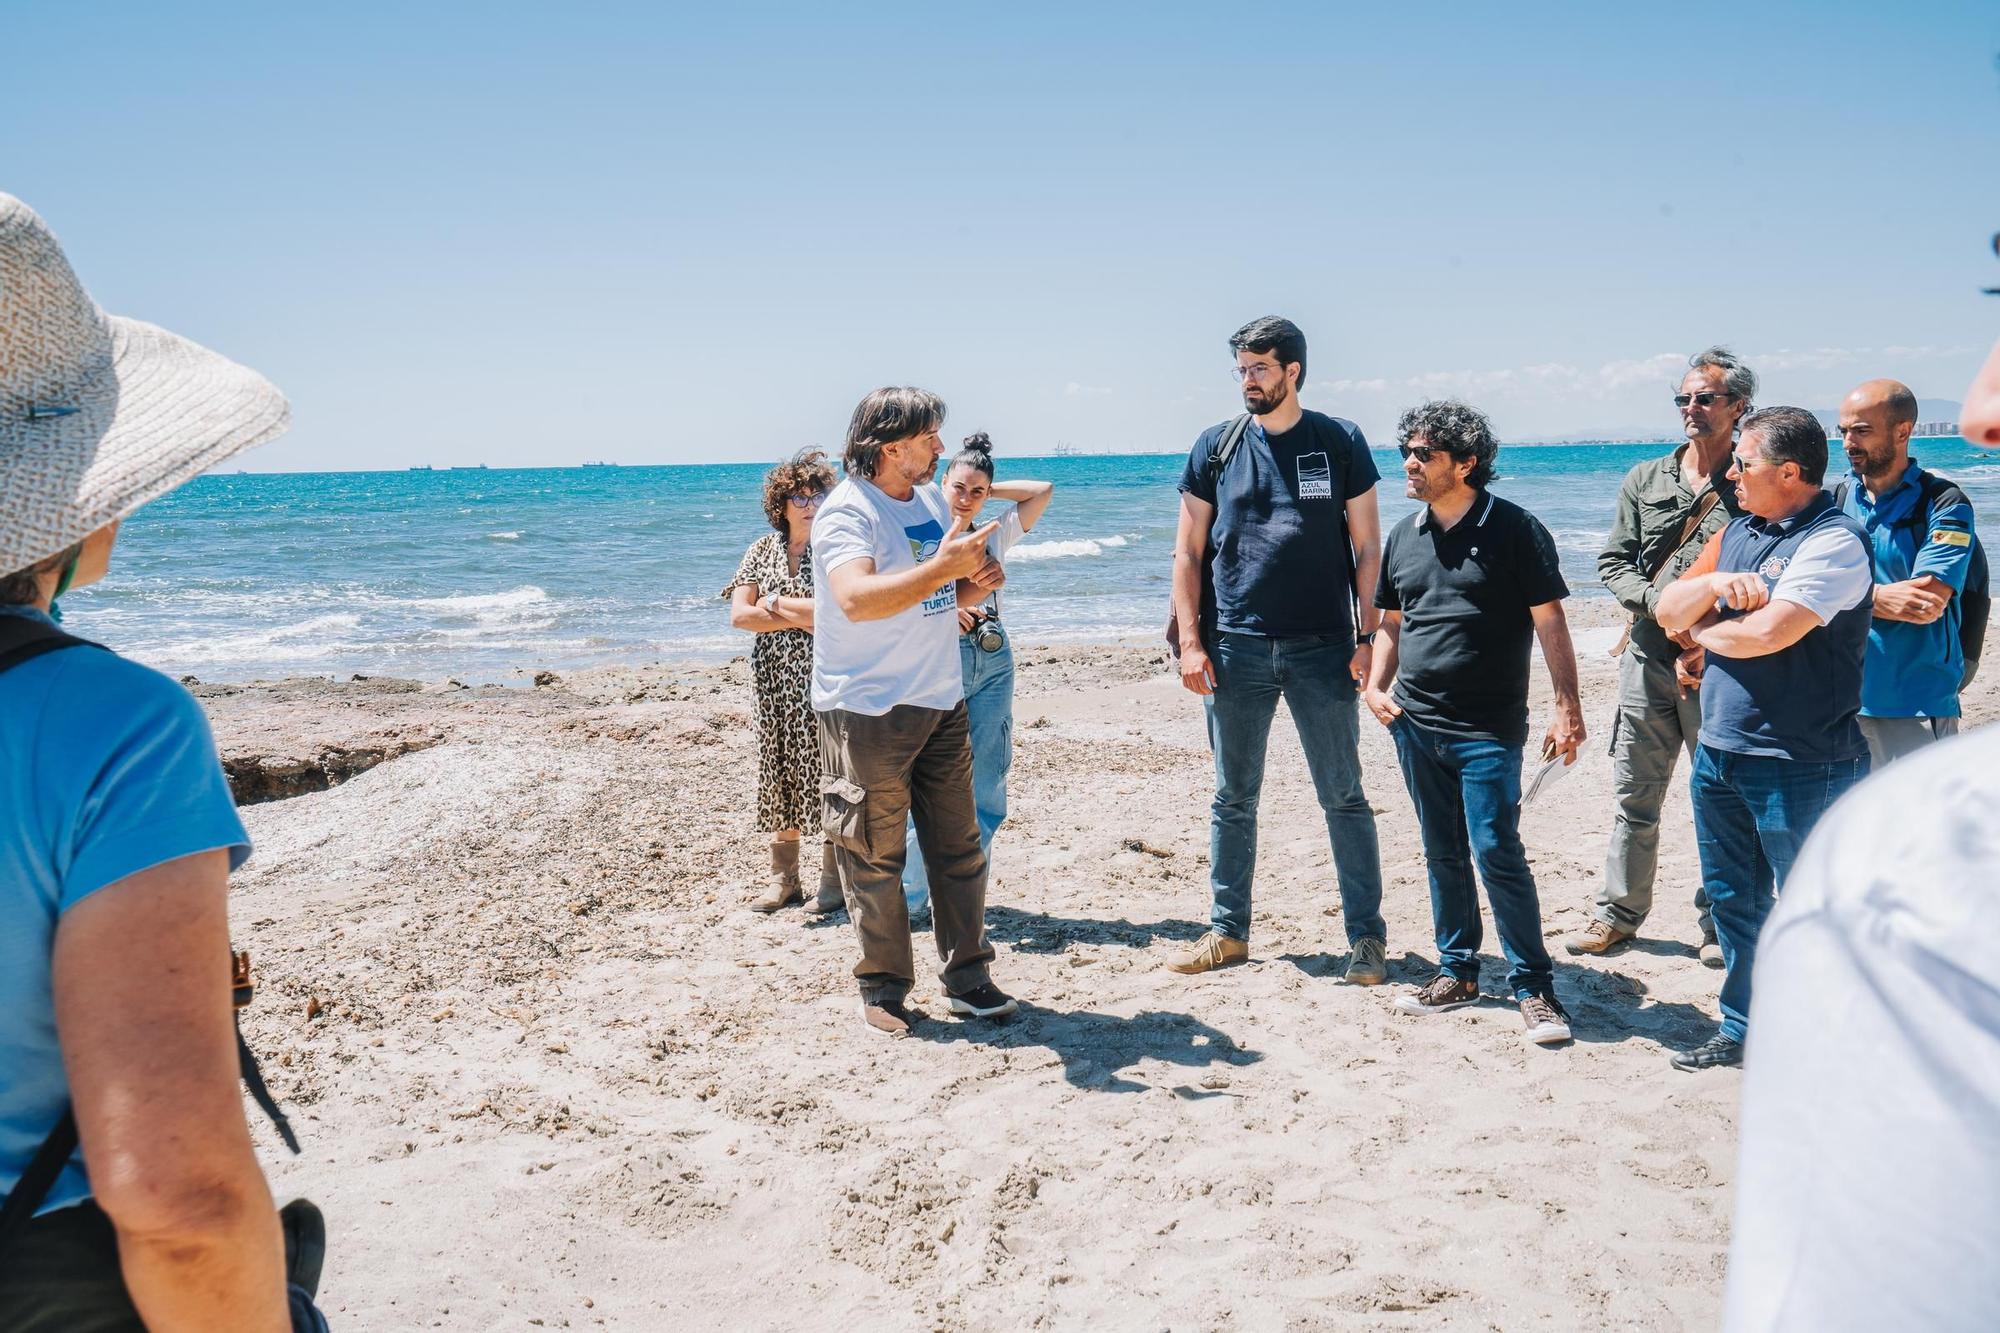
[1388, 713, 1554, 1000]
[1202, 631, 1385, 944]
[1689, 743, 1868, 1042]
[905, 628, 1014, 912]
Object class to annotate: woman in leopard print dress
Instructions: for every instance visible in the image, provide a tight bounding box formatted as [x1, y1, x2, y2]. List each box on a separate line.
[722, 448, 842, 913]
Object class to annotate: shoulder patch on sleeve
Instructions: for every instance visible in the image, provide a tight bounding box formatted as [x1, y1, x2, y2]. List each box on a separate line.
[1931, 529, 1973, 547]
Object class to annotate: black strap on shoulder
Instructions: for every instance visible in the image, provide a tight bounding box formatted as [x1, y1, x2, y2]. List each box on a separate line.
[0, 1111, 78, 1250]
[1205, 414, 1253, 487]
[0, 615, 97, 676]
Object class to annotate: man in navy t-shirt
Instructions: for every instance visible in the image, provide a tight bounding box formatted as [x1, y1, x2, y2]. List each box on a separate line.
[1165, 316, 1389, 982]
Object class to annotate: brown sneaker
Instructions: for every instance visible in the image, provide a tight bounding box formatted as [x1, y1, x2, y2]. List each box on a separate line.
[1164, 931, 1249, 974]
[1343, 936, 1388, 985]
[1562, 920, 1633, 956]
[1519, 992, 1573, 1045]
[1392, 974, 1480, 1015]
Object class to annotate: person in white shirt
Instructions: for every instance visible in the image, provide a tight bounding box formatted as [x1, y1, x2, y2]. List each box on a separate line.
[812, 387, 1022, 1037]
[1722, 337, 2000, 1327]
[900, 433, 1053, 916]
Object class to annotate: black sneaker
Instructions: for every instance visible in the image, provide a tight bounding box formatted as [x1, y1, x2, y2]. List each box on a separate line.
[1669, 1033, 1743, 1071]
[860, 996, 920, 1037]
[945, 983, 1019, 1019]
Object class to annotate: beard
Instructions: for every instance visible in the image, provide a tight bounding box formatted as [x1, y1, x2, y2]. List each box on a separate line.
[1847, 444, 1895, 479]
[1243, 377, 1290, 415]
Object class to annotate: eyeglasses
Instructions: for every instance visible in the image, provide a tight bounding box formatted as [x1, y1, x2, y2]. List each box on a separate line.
[787, 492, 826, 508]
[1729, 451, 1783, 472]
[1674, 391, 1734, 409]
[1231, 363, 1285, 384]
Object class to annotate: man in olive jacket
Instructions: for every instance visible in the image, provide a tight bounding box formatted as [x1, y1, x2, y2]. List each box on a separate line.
[1564, 347, 1751, 962]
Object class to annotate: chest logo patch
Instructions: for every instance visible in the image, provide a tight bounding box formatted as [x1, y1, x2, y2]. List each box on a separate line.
[1758, 555, 1789, 581]
[1296, 452, 1332, 501]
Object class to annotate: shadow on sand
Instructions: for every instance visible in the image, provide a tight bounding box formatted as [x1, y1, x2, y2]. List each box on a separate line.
[1273, 948, 1715, 1049]
[917, 1003, 1262, 1093]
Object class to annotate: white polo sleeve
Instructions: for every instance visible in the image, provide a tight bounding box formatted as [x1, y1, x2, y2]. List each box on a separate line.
[1770, 526, 1872, 625]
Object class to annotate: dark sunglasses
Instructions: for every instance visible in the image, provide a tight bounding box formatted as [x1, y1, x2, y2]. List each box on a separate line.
[1398, 443, 1459, 464]
[1674, 391, 1734, 409]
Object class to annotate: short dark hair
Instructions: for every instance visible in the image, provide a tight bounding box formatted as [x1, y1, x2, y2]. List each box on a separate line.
[948, 431, 995, 480]
[1740, 406, 1829, 485]
[1881, 383, 1920, 432]
[1396, 399, 1500, 489]
[0, 544, 79, 607]
[1229, 316, 1306, 387]
[843, 386, 946, 479]
[759, 448, 835, 532]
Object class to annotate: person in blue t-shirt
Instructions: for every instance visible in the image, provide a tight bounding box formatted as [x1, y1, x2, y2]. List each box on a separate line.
[0, 193, 301, 1330]
[1165, 316, 1388, 981]
[1833, 378, 1978, 767]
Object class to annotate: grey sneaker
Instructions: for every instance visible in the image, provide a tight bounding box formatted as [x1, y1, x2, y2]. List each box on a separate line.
[1699, 936, 1725, 969]
[1344, 936, 1388, 986]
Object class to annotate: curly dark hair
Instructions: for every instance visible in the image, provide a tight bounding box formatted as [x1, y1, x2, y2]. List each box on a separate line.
[761, 448, 836, 532]
[1396, 399, 1500, 489]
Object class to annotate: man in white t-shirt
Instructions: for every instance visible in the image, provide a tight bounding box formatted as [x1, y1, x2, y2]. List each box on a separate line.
[1721, 339, 2000, 1329]
[812, 386, 1021, 1036]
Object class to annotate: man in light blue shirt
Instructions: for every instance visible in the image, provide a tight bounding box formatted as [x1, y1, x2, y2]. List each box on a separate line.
[1833, 378, 1978, 766]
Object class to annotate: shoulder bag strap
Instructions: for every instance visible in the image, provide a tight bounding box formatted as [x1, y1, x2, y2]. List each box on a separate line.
[1644, 487, 1724, 587]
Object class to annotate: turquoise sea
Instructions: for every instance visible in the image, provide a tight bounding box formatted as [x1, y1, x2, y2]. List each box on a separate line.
[66, 440, 2000, 683]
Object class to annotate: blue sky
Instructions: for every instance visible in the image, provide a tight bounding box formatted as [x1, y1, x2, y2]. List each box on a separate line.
[8, 1, 1998, 470]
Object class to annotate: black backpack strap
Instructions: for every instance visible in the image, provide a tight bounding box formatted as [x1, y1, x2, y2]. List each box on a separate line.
[1206, 414, 1253, 487]
[0, 1110, 79, 1251]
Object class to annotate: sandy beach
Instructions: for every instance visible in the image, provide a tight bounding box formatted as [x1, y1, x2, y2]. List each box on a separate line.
[204, 596, 1995, 1331]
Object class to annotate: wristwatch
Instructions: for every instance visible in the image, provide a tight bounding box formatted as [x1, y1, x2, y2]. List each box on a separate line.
[761, 591, 780, 614]
[1356, 631, 1377, 645]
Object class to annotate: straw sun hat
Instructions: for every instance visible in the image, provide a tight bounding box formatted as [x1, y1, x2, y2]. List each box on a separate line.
[0, 192, 290, 573]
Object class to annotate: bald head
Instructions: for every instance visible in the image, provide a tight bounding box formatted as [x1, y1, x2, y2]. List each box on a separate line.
[1839, 378, 1918, 489]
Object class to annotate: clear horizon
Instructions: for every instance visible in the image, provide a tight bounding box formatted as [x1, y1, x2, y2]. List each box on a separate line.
[10, 1, 1998, 472]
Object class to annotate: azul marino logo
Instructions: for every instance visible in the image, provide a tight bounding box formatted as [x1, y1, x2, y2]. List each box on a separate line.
[1758, 555, 1789, 580]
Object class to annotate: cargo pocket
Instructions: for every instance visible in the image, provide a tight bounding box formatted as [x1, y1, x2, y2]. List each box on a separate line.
[820, 775, 871, 854]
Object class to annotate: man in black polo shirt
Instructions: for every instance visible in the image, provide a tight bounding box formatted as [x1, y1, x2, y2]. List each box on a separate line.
[1364, 399, 1585, 1046]
[1165, 316, 1388, 980]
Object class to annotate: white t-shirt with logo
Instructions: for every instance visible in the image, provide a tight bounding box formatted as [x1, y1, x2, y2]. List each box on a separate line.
[810, 476, 964, 716]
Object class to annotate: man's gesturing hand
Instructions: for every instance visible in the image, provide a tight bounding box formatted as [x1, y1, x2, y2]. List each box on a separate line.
[1874, 579, 1947, 624]
[931, 512, 1002, 582]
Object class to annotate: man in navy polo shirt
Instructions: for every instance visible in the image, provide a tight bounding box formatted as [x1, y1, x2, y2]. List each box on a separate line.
[1834, 378, 1978, 766]
[1363, 399, 1584, 1047]
[1657, 406, 1873, 1072]
[1165, 316, 1388, 980]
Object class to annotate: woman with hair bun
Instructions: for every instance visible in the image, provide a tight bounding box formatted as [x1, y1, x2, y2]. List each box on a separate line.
[903, 433, 1054, 915]
[723, 448, 844, 913]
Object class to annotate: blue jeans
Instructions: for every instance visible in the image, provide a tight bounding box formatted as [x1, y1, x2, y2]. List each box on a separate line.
[1202, 632, 1385, 944]
[905, 629, 1014, 911]
[1689, 744, 1868, 1042]
[1388, 714, 1554, 1000]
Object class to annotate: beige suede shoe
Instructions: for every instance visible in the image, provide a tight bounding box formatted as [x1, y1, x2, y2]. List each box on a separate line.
[1562, 919, 1633, 956]
[1164, 930, 1249, 974]
[750, 838, 804, 913]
